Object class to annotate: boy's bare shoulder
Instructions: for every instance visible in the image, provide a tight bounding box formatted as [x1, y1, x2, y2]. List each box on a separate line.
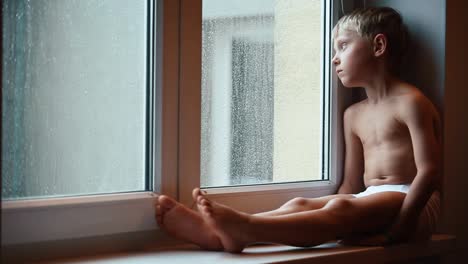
[343, 100, 368, 137]
[394, 84, 440, 122]
[344, 100, 367, 120]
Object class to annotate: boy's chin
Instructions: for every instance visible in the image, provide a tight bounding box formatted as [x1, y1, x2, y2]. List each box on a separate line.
[339, 78, 360, 88]
[339, 80, 355, 88]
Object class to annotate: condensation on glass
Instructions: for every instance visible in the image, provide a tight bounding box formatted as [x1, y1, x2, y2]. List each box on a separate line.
[201, 0, 325, 187]
[2, 0, 148, 199]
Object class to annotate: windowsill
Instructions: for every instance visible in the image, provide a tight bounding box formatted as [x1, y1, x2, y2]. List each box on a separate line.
[16, 234, 455, 264]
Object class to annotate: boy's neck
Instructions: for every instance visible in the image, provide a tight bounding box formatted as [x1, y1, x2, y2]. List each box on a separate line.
[362, 70, 400, 104]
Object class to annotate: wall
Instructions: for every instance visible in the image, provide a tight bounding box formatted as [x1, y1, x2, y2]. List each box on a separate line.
[441, 0, 468, 261]
[366, 0, 445, 112]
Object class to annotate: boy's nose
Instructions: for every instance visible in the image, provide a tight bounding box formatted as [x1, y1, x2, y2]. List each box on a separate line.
[332, 55, 340, 65]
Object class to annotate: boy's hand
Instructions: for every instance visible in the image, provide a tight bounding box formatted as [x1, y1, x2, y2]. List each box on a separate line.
[386, 215, 417, 243]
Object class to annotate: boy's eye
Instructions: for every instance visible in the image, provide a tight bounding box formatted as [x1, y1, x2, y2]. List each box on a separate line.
[340, 42, 347, 50]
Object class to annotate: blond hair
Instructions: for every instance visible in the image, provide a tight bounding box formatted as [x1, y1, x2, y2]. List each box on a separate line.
[333, 7, 409, 70]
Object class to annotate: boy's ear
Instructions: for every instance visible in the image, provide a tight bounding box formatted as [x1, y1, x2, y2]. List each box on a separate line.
[373, 33, 387, 57]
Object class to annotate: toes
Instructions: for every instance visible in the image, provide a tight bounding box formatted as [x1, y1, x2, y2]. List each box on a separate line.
[199, 198, 213, 217]
[153, 196, 160, 210]
[193, 189, 212, 215]
[201, 204, 212, 217]
[197, 195, 203, 204]
[155, 200, 162, 218]
[193, 188, 208, 203]
[155, 205, 163, 225]
[197, 196, 210, 207]
[192, 188, 201, 201]
[201, 198, 210, 207]
[159, 195, 176, 210]
[155, 204, 164, 216]
[155, 195, 178, 226]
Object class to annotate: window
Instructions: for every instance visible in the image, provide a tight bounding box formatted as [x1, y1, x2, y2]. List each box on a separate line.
[201, 0, 328, 188]
[2, 0, 346, 247]
[2, 0, 157, 245]
[2, 0, 149, 200]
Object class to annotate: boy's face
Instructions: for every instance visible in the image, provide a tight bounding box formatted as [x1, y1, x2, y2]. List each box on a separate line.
[332, 29, 375, 87]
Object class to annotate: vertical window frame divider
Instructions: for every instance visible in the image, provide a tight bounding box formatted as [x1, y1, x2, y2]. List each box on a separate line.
[157, 0, 180, 199]
[147, 0, 155, 193]
[178, 0, 203, 206]
[329, 0, 344, 190]
[329, 0, 356, 191]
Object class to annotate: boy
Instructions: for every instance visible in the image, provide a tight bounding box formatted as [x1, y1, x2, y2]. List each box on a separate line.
[154, 7, 441, 253]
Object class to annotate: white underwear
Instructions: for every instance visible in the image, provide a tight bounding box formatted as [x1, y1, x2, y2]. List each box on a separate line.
[353, 184, 441, 234]
[353, 184, 410, 198]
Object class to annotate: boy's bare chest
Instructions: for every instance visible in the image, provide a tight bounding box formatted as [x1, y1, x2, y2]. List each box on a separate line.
[354, 108, 409, 146]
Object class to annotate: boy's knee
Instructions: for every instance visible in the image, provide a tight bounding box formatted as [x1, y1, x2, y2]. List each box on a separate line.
[323, 198, 354, 216]
[283, 197, 308, 208]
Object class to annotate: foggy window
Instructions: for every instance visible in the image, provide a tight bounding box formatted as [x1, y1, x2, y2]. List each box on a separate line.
[2, 0, 149, 199]
[201, 0, 326, 187]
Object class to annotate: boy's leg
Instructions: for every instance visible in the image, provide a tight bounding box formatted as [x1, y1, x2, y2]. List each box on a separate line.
[154, 190, 350, 251]
[155, 195, 223, 250]
[196, 191, 406, 253]
[154, 189, 341, 250]
[192, 188, 354, 217]
[255, 194, 355, 217]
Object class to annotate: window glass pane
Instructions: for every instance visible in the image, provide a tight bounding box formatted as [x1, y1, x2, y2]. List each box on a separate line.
[201, 0, 325, 187]
[2, 0, 149, 199]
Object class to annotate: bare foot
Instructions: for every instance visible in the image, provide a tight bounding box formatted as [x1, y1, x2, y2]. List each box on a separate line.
[193, 189, 252, 253]
[154, 195, 223, 250]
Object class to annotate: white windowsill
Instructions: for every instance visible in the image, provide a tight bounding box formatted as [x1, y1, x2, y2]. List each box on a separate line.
[13, 234, 455, 264]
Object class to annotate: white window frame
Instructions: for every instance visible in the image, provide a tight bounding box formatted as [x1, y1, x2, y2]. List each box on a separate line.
[1, 0, 352, 247]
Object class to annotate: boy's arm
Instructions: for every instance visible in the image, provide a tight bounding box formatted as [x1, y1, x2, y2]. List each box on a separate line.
[389, 95, 441, 242]
[338, 106, 365, 194]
